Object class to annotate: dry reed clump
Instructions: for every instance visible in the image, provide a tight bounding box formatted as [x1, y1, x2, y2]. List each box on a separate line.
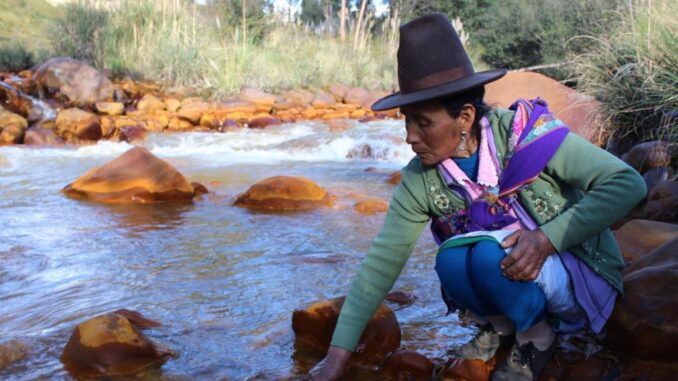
[572, 0, 677, 154]
[50, 0, 412, 97]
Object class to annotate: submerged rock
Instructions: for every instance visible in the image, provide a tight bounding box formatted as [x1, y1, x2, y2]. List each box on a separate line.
[0, 340, 29, 370]
[292, 296, 400, 364]
[622, 141, 672, 175]
[386, 171, 402, 185]
[631, 181, 678, 223]
[381, 350, 433, 381]
[234, 176, 334, 211]
[34, 57, 115, 107]
[607, 237, 678, 361]
[23, 127, 64, 146]
[60, 310, 175, 379]
[63, 146, 206, 203]
[354, 198, 389, 214]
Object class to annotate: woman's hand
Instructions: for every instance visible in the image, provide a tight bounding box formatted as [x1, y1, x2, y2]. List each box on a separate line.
[500, 229, 555, 281]
[308, 346, 352, 381]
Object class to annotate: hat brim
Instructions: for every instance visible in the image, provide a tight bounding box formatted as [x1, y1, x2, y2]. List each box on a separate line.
[371, 69, 508, 111]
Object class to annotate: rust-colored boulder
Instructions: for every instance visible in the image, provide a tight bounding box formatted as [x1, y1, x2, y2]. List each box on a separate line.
[615, 219, 678, 264]
[167, 116, 195, 131]
[240, 87, 276, 112]
[248, 116, 281, 129]
[381, 350, 433, 381]
[0, 340, 29, 370]
[60, 311, 175, 379]
[385, 291, 417, 307]
[622, 141, 671, 175]
[95, 102, 124, 116]
[312, 91, 337, 108]
[34, 57, 115, 107]
[164, 98, 181, 113]
[328, 83, 349, 102]
[118, 125, 146, 142]
[23, 128, 64, 146]
[63, 146, 205, 203]
[55, 108, 102, 142]
[177, 101, 209, 123]
[485, 71, 604, 144]
[629, 181, 678, 223]
[606, 237, 678, 361]
[387, 171, 402, 185]
[344, 87, 371, 106]
[354, 198, 389, 214]
[282, 89, 315, 107]
[443, 358, 494, 380]
[0, 109, 27, 145]
[292, 296, 400, 364]
[136, 94, 166, 112]
[233, 176, 334, 211]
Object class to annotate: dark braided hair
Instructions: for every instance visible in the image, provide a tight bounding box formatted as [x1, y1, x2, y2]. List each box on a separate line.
[438, 86, 490, 142]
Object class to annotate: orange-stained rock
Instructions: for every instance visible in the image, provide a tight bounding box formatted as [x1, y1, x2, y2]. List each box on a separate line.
[0, 81, 35, 118]
[328, 83, 349, 102]
[23, 128, 64, 146]
[312, 92, 336, 108]
[622, 141, 671, 175]
[381, 350, 433, 381]
[95, 102, 124, 116]
[63, 146, 204, 203]
[0, 109, 27, 145]
[201, 110, 253, 129]
[615, 219, 678, 264]
[164, 98, 181, 113]
[177, 101, 209, 123]
[387, 171, 402, 185]
[136, 94, 166, 112]
[118, 125, 146, 142]
[443, 358, 494, 380]
[248, 116, 281, 129]
[538, 350, 616, 381]
[326, 119, 353, 133]
[300, 107, 318, 119]
[292, 296, 400, 364]
[233, 176, 334, 212]
[113, 309, 162, 328]
[485, 71, 604, 144]
[34, 57, 115, 107]
[332, 103, 360, 112]
[0, 340, 29, 370]
[283, 89, 315, 107]
[606, 237, 678, 361]
[240, 87, 276, 112]
[117, 78, 140, 98]
[218, 119, 240, 132]
[385, 291, 417, 307]
[167, 116, 195, 131]
[350, 109, 368, 119]
[321, 111, 351, 120]
[100, 116, 116, 138]
[55, 108, 102, 142]
[354, 198, 389, 214]
[214, 99, 257, 114]
[60, 311, 175, 379]
[127, 109, 171, 130]
[344, 87, 371, 106]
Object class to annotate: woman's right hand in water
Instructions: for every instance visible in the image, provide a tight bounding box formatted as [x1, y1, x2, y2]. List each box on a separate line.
[308, 346, 352, 381]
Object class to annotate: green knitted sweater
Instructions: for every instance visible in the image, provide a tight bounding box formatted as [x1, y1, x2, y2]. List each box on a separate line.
[330, 109, 647, 351]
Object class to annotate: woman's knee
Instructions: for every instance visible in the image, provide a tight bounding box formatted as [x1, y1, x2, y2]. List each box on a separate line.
[435, 246, 469, 278]
[469, 240, 505, 273]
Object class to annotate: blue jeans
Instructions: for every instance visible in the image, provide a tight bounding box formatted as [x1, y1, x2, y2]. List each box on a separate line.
[435, 240, 546, 331]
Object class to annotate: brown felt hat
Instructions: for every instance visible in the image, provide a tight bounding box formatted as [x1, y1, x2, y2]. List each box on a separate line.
[371, 13, 507, 111]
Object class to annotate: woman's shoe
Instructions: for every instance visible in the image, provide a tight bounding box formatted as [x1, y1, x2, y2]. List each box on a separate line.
[492, 339, 556, 381]
[448, 323, 514, 361]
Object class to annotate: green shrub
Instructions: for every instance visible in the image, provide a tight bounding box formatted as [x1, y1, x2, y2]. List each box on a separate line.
[52, 1, 109, 65]
[573, 0, 677, 153]
[0, 42, 35, 71]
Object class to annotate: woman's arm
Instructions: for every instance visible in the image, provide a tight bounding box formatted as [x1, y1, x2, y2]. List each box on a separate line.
[309, 161, 431, 377]
[537, 132, 647, 252]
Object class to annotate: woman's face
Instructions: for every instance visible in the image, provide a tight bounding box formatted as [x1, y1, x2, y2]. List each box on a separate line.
[401, 101, 475, 166]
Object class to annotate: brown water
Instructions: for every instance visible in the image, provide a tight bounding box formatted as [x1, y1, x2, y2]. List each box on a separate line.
[0, 121, 473, 380]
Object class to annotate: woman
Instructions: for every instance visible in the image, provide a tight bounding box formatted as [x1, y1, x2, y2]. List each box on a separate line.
[309, 14, 646, 381]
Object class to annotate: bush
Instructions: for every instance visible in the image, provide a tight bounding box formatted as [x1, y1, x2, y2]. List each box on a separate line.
[573, 0, 677, 153]
[0, 42, 35, 71]
[52, 1, 109, 65]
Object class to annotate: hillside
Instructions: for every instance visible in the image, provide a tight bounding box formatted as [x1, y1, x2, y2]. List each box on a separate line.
[0, 0, 63, 52]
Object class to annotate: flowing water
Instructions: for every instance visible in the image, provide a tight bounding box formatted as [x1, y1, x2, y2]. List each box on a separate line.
[0, 120, 473, 380]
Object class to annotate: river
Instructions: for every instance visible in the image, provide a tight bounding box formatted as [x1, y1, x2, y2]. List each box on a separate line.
[0, 120, 473, 380]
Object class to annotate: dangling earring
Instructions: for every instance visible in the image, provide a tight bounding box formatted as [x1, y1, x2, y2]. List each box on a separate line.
[456, 131, 468, 154]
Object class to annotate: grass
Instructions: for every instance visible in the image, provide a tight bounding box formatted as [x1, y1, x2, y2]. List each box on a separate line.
[572, 0, 677, 152]
[0, 0, 61, 53]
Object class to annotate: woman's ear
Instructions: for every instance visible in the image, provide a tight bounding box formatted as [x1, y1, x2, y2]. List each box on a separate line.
[460, 104, 476, 129]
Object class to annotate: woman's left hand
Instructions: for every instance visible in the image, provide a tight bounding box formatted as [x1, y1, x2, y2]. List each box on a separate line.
[499, 229, 555, 281]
